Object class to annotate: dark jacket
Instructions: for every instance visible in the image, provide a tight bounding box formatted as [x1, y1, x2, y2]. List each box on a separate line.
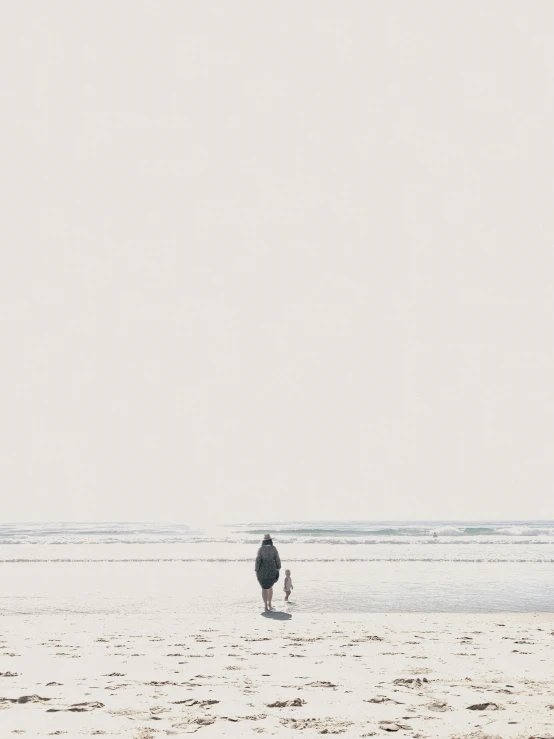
[255, 544, 281, 588]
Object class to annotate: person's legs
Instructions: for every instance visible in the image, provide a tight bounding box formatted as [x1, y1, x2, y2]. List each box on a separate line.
[262, 589, 268, 609]
[268, 586, 273, 609]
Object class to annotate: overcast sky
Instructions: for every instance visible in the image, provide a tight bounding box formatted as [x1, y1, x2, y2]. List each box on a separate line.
[2, 2, 554, 524]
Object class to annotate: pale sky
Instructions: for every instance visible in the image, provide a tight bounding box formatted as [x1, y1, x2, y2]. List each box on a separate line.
[2, 2, 554, 524]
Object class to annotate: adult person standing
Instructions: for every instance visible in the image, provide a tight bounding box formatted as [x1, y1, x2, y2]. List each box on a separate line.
[255, 533, 281, 611]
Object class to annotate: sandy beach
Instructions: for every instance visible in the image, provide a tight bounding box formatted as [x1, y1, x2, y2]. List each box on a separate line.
[4, 0, 554, 735]
[1, 611, 552, 738]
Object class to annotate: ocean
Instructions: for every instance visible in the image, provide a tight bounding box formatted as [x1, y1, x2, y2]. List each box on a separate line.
[1, 521, 553, 615]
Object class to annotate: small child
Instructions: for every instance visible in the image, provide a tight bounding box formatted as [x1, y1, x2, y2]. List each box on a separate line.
[284, 569, 293, 601]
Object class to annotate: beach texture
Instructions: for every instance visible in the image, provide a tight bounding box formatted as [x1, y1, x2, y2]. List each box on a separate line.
[0, 612, 552, 738]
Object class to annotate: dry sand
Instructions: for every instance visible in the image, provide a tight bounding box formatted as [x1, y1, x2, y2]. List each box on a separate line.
[0, 611, 552, 737]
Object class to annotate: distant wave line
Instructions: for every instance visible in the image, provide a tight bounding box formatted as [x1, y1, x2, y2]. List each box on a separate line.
[0, 539, 553, 546]
[245, 527, 554, 537]
[1, 557, 553, 564]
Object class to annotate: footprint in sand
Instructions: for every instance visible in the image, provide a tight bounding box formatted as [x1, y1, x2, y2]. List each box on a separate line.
[426, 701, 451, 712]
[172, 716, 216, 729]
[48, 701, 105, 713]
[393, 678, 428, 687]
[379, 721, 412, 732]
[281, 717, 353, 732]
[267, 698, 306, 707]
[467, 702, 501, 711]
[1, 695, 52, 705]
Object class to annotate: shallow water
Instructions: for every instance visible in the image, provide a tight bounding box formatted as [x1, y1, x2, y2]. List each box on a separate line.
[1, 521, 553, 614]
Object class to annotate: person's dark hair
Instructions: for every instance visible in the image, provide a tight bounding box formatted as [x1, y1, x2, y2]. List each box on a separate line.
[262, 537, 273, 546]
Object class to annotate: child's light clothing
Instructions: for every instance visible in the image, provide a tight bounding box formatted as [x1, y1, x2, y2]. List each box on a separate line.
[284, 575, 293, 592]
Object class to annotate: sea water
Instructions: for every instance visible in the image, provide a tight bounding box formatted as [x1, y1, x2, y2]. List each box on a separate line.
[1, 521, 553, 615]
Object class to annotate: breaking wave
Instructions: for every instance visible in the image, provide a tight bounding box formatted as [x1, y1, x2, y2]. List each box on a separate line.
[2, 557, 554, 563]
[1, 522, 553, 547]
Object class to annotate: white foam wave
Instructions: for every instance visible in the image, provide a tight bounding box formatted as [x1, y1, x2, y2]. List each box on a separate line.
[1, 556, 553, 564]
